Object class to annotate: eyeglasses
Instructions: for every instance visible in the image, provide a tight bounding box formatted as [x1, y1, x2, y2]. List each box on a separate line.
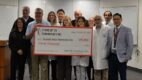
[78, 20, 84, 23]
[94, 19, 101, 21]
[35, 12, 42, 14]
[49, 14, 55, 16]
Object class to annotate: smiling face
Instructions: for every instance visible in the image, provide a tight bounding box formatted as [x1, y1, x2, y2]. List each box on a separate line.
[94, 15, 102, 26]
[63, 16, 72, 26]
[104, 11, 112, 23]
[22, 6, 30, 18]
[78, 18, 85, 27]
[57, 11, 65, 21]
[48, 12, 56, 22]
[88, 17, 95, 27]
[74, 10, 82, 19]
[35, 8, 43, 21]
[113, 15, 122, 27]
[17, 19, 24, 31]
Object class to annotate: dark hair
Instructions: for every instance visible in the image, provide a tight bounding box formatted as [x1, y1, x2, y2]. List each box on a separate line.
[104, 11, 112, 16]
[47, 11, 57, 23]
[113, 13, 122, 19]
[12, 17, 26, 32]
[76, 16, 88, 27]
[57, 9, 65, 14]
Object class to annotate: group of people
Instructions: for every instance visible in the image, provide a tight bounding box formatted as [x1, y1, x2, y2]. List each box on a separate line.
[8, 6, 133, 80]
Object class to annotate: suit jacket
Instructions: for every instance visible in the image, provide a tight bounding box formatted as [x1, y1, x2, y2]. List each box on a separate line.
[71, 19, 76, 26]
[9, 30, 27, 53]
[107, 25, 133, 62]
[24, 16, 34, 28]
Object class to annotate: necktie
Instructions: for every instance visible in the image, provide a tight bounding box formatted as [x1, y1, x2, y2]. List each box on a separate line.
[59, 21, 62, 25]
[114, 28, 119, 47]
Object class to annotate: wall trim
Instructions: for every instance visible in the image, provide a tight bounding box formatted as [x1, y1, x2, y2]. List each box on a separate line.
[128, 66, 142, 73]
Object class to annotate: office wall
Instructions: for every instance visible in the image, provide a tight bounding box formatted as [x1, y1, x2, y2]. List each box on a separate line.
[136, 0, 142, 69]
[0, 0, 18, 40]
[0, 0, 142, 69]
[128, 0, 142, 69]
[100, 0, 142, 69]
[100, 0, 138, 7]
[99, 7, 138, 44]
[18, 0, 100, 20]
[0, 0, 18, 6]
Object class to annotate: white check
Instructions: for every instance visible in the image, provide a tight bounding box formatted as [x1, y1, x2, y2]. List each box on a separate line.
[34, 26, 93, 56]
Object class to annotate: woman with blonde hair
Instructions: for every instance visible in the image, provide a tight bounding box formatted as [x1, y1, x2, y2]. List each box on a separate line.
[63, 16, 72, 26]
[47, 11, 60, 80]
[57, 15, 72, 80]
[47, 11, 60, 26]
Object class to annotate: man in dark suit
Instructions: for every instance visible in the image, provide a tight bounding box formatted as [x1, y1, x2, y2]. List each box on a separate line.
[21, 6, 34, 78]
[71, 10, 82, 26]
[71, 10, 89, 27]
[107, 13, 133, 80]
[56, 9, 65, 26]
[11, 6, 34, 31]
[56, 9, 72, 80]
[11, 6, 34, 79]
[22, 6, 34, 27]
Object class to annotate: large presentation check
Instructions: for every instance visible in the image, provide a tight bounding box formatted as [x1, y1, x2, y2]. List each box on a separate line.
[34, 26, 93, 56]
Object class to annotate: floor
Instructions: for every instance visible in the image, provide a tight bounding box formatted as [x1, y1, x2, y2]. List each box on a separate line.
[23, 64, 142, 80]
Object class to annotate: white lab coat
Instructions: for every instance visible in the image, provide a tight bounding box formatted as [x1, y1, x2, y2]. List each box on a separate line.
[72, 56, 89, 67]
[92, 24, 109, 70]
[102, 21, 114, 28]
[72, 56, 89, 80]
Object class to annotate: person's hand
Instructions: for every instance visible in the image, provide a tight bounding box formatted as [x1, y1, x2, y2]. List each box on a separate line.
[17, 49, 23, 55]
[32, 27, 37, 34]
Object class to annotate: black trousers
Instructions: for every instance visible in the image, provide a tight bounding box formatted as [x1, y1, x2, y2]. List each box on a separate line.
[48, 60, 57, 80]
[25, 46, 31, 76]
[87, 57, 94, 80]
[108, 53, 127, 80]
[10, 52, 27, 80]
[57, 56, 72, 80]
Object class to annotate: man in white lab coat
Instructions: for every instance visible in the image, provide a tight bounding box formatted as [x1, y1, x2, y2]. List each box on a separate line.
[102, 11, 114, 28]
[92, 15, 109, 80]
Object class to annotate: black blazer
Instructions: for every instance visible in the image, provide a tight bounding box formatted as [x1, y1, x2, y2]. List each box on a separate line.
[11, 16, 34, 46]
[71, 20, 76, 26]
[24, 16, 34, 29]
[9, 30, 27, 53]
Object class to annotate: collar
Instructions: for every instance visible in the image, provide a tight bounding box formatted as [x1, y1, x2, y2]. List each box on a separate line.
[115, 24, 121, 30]
[96, 23, 102, 29]
[23, 16, 29, 22]
[36, 20, 42, 23]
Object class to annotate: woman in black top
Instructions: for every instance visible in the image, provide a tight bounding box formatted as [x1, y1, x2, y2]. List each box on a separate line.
[9, 18, 27, 80]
